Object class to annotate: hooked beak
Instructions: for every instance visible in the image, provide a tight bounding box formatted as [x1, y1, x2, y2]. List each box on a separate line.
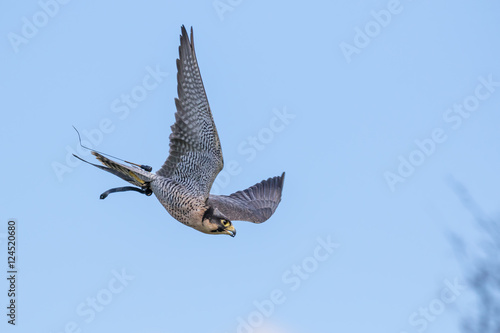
[225, 226, 236, 237]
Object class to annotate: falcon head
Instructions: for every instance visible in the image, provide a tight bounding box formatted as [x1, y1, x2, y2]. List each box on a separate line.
[202, 207, 236, 237]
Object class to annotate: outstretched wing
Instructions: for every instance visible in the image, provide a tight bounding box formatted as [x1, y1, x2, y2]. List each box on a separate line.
[207, 173, 285, 223]
[157, 26, 223, 197]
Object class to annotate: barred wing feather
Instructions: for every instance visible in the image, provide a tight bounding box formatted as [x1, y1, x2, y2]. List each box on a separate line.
[207, 173, 285, 223]
[156, 26, 223, 198]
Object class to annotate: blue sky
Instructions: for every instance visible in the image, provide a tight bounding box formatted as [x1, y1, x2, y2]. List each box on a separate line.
[1, 1, 500, 332]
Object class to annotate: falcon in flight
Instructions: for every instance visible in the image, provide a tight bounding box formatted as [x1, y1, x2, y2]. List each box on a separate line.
[74, 26, 285, 237]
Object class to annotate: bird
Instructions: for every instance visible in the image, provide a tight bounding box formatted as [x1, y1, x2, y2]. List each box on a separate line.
[74, 25, 285, 237]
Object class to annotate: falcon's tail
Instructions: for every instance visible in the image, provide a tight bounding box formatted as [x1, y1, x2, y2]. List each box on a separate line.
[74, 151, 155, 187]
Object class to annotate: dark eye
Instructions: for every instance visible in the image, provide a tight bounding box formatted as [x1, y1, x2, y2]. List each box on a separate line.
[221, 219, 231, 227]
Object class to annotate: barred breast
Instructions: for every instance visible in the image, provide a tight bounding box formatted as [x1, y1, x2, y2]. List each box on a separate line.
[151, 176, 207, 227]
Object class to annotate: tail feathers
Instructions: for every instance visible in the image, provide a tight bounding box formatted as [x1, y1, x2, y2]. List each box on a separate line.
[73, 152, 154, 187]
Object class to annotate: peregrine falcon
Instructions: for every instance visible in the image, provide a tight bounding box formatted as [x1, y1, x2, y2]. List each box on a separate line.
[74, 25, 285, 237]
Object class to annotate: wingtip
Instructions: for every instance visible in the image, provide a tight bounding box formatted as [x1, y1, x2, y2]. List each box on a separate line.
[279, 172, 285, 188]
[72, 153, 85, 163]
[180, 25, 193, 40]
[179, 25, 189, 46]
[178, 25, 196, 61]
